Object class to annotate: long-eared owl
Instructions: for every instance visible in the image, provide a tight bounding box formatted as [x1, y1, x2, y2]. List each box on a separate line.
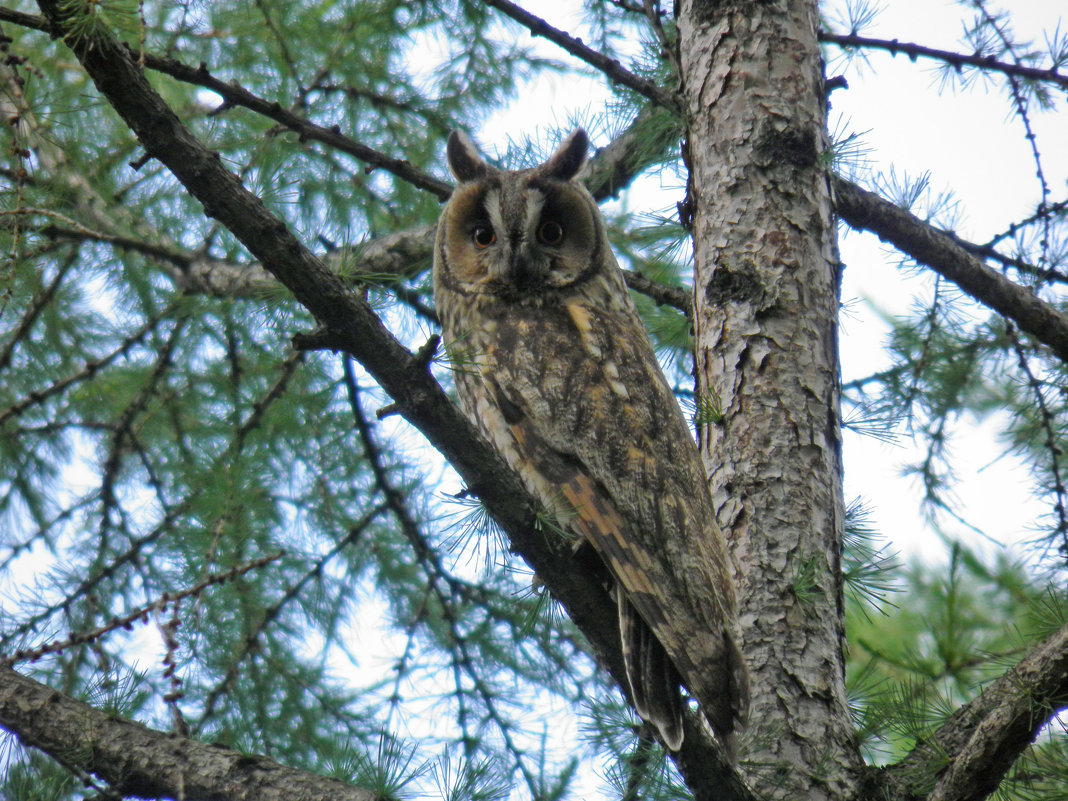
[432, 129, 748, 752]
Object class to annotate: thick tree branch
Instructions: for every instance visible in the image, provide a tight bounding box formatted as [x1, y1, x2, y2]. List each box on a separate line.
[0, 6, 47, 33]
[30, 3, 744, 797]
[0, 667, 378, 801]
[819, 31, 1068, 93]
[181, 224, 437, 297]
[834, 177, 1068, 364]
[623, 269, 692, 315]
[885, 621, 1068, 801]
[41, 203, 688, 313]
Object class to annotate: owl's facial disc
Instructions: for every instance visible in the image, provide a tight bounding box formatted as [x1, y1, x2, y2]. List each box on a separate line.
[439, 166, 602, 303]
[484, 187, 595, 298]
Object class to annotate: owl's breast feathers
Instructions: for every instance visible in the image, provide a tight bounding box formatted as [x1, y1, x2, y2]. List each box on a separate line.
[455, 290, 749, 745]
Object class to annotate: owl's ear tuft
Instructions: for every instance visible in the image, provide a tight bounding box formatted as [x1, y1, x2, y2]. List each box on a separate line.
[447, 130, 489, 183]
[541, 129, 589, 182]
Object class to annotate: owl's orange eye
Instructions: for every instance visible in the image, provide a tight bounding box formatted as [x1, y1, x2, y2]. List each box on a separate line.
[537, 220, 565, 246]
[472, 225, 496, 248]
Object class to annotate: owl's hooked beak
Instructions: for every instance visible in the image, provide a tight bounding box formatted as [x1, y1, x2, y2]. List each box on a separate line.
[505, 241, 546, 291]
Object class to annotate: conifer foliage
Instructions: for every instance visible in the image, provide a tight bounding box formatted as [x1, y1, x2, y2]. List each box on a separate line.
[0, 2, 1065, 800]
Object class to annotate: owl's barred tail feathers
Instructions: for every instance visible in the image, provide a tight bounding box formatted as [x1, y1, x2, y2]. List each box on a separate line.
[619, 594, 746, 758]
[618, 593, 685, 751]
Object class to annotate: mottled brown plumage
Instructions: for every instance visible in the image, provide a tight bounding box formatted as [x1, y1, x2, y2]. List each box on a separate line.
[432, 129, 748, 752]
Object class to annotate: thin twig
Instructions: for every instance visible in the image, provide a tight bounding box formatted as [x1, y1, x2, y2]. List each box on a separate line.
[1007, 324, 1068, 557]
[1, 553, 284, 665]
[819, 31, 1068, 92]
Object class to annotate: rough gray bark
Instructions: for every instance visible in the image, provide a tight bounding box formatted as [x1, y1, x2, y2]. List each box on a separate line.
[0, 667, 379, 801]
[677, 1, 860, 799]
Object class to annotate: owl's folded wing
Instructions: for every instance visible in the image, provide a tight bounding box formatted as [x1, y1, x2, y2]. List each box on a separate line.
[490, 349, 748, 744]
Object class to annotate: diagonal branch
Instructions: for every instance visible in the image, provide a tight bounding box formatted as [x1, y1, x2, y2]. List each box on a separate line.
[0, 7, 47, 32]
[884, 620, 1068, 801]
[482, 0, 680, 111]
[0, 666, 378, 801]
[31, 4, 749, 798]
[137, 49, 453, 200]
[833, 176, 1068, 364]
[0, 7, 451, 197]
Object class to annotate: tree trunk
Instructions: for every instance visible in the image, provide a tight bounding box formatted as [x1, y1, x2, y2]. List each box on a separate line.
[678, 1, 861, 798]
